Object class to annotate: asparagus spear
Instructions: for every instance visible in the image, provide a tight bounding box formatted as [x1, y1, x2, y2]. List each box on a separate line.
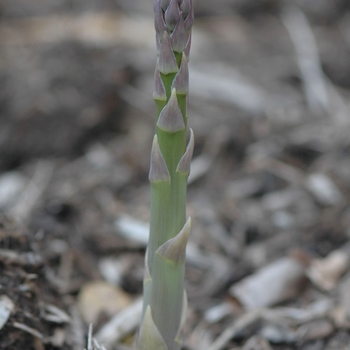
[136, 1, 194, 349]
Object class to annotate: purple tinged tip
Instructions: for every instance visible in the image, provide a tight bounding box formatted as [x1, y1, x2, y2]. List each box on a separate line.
[156, 217, 191, 265]
[180, 0, 191, 18]
[157, 88, 185, 133]
[153, 61, 167, 101]
[160, 0, 171, 11]
[155, 34, 160, 55]
[164, 0, 181, 31]
[172, 53, 189, 95]
[170, 15, 187, 53]
[184, 1, 194, 33]
[184, 33, 191, 61]
[149, 135, 171, 183]
[176, 128, 194, 175]
[158, 31, 178, 75]
[154, 0, 167, 36]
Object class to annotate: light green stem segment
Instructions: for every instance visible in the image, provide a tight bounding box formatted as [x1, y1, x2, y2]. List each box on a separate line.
[138, 56, 191, 350]
[149, 106, 186, 347]
[136, 0, 194, 347]
[150, 54, 188, 257]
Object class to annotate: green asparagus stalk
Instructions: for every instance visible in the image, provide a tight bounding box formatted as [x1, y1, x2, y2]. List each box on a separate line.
[136, 1, 194, 349]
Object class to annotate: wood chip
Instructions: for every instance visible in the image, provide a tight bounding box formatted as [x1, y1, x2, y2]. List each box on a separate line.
[0, 14, 154, 48]
[338, 273, 350, 321]
[77, 281, 132, 324]
[0, 249, 42, 267]
[259, 323, 298, 344]
[115, 216, 149, 245]
[0, 295, 14, 330]
[44, 304, 71, 324]
[307, 250, 349, 291]
[298, 319, 334, 341]
[67, 304, 85, 350]
[242, 335, 272, 350]
[9, 161, 54, 224]
[95, 297, 142, 348]
[0, 171, 27, 210]
[282, 6, 329, 114]
[187, 322, 214, 350]
[306, 173, 344, 206]
[263, 299, 333, 326]
[13, 322, 44, 340]
[86, 325, 108, 350]
[208, 310, 262, 350]
[191, 65, 267, 114]
[204, 302, 235, 324]
[230, 257, 307, 309]
[49, 328, 66, 347]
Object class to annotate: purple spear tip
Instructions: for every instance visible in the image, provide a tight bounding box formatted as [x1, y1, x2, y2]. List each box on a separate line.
[158, 31, 179, 75]
[176, 128, 194, 175]
[164, 0, 181, 31]
[180, 0, 192, 19]
[149, 135, 171, 183]
[157, 88, 185, 133]
[153, 60, 167, 101]
[172, 53, 189, 95]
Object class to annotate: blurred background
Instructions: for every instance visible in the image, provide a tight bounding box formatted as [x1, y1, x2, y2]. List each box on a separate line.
[1, 0, 350, 349]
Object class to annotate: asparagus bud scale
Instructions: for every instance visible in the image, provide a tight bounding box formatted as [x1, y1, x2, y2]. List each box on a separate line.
[136, 1, 194, 349]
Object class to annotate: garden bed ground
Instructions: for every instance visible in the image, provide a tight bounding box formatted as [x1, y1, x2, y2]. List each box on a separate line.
[1, 0, 350, 349]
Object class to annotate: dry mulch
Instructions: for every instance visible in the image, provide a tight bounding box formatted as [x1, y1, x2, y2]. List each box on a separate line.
[1, 0, 350, 349]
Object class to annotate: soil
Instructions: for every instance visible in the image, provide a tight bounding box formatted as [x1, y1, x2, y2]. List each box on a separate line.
[1, 0, 350, 349]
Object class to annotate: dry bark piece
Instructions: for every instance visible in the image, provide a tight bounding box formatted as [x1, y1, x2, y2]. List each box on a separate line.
[259, 324, 298, 344]
[190, 65, 267, 114]
[0, 295, 14, 331]
[187, 322, 214, 350]
[13, 322, 44, 340]
[338, 273, 350, 321]
[258, 300, 334, 344]
[306, 173, 344, 206]
[230, 257, 307, 309]
[298, 319, 334, 342]
[50, 328, 66, 347]
[86, 325, 108, 350]
[242, 335, 272, 350]
[98, 255, 133, 286]
[94, 297, 143, 348]
[204, 302, 235, 324]
[263, 298, 333, 326]
[0, 14, 154, 47]
[0, 249, 43, 267]
[226, 176, 264, 200]
[188, 155, 213, 184]
[330, 305, 350, 329]
[0, 172, 27, 209]
[68, 304, 85, 350]
[208, 310, 262, 350]
[115, 215, 149, 245]
[307, 250, 349, 291]
[77, 281, 132, 324]
[282, 6, 329, 114]
[9, 161, 54, 224]
[44, 304, 71, 324]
